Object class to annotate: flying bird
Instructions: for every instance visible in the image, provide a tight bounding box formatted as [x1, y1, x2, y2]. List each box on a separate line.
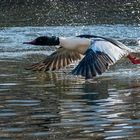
[23, 35, 140, 79]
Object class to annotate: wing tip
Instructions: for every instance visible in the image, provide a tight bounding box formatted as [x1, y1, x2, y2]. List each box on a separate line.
[24, 62, 45, 71]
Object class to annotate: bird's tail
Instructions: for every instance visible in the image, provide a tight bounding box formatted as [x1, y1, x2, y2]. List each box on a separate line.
[127, 54, 140, 64]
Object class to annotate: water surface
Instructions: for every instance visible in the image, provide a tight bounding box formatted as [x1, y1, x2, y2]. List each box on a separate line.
[0, 25, 140, 140]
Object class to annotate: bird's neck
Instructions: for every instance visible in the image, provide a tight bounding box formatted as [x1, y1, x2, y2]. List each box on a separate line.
[59, 37, 91, 54]
[51, 36, 60, 46]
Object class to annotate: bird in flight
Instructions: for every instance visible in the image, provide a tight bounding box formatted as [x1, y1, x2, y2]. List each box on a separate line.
[23, 35, 140, 79]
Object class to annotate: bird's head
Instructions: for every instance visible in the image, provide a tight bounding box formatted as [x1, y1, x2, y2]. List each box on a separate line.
[23, 36, 60, 46]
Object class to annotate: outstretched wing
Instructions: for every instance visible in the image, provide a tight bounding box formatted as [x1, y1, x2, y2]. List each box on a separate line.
[72, 39, 129, 79]
[25, 47, 83, 71]
[77, 34, 133, 52]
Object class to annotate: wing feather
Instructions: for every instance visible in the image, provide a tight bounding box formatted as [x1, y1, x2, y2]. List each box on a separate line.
[25, 47, 83, 71]
[72, 39, 129, 79]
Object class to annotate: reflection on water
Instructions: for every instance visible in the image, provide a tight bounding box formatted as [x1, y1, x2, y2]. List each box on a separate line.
[0, 26, 140, 140]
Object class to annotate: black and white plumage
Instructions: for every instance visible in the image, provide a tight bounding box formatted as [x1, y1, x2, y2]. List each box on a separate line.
[23, 35, 140, 79]
[72, 37, 132, 79]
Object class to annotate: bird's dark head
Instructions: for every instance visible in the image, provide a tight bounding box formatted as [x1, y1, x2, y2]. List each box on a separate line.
[23, 36, 59, 46]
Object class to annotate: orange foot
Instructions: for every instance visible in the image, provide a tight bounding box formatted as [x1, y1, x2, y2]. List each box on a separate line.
[127, 54, 140, 64]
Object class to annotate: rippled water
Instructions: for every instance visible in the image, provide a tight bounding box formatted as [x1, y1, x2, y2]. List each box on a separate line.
[0, 25, 140, 140]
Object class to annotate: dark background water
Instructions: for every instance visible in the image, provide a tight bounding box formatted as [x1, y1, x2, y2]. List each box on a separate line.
[0, 1, 140, 140]
[1, 0, 140, 26]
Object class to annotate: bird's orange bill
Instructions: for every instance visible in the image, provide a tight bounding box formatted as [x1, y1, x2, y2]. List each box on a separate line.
[23, 40, 36, 45]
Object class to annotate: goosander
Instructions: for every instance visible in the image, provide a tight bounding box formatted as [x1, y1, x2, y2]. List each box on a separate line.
[23, 35, 140, 79]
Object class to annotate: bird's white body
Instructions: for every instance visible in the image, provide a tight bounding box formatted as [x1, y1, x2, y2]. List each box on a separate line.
[59, 37, 91, 54]
[60, 37, 133, 61]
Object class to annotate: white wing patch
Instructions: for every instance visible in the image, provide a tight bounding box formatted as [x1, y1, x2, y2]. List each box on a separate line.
[72, 38, 131, 79]
[91, 39, 129, 63]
